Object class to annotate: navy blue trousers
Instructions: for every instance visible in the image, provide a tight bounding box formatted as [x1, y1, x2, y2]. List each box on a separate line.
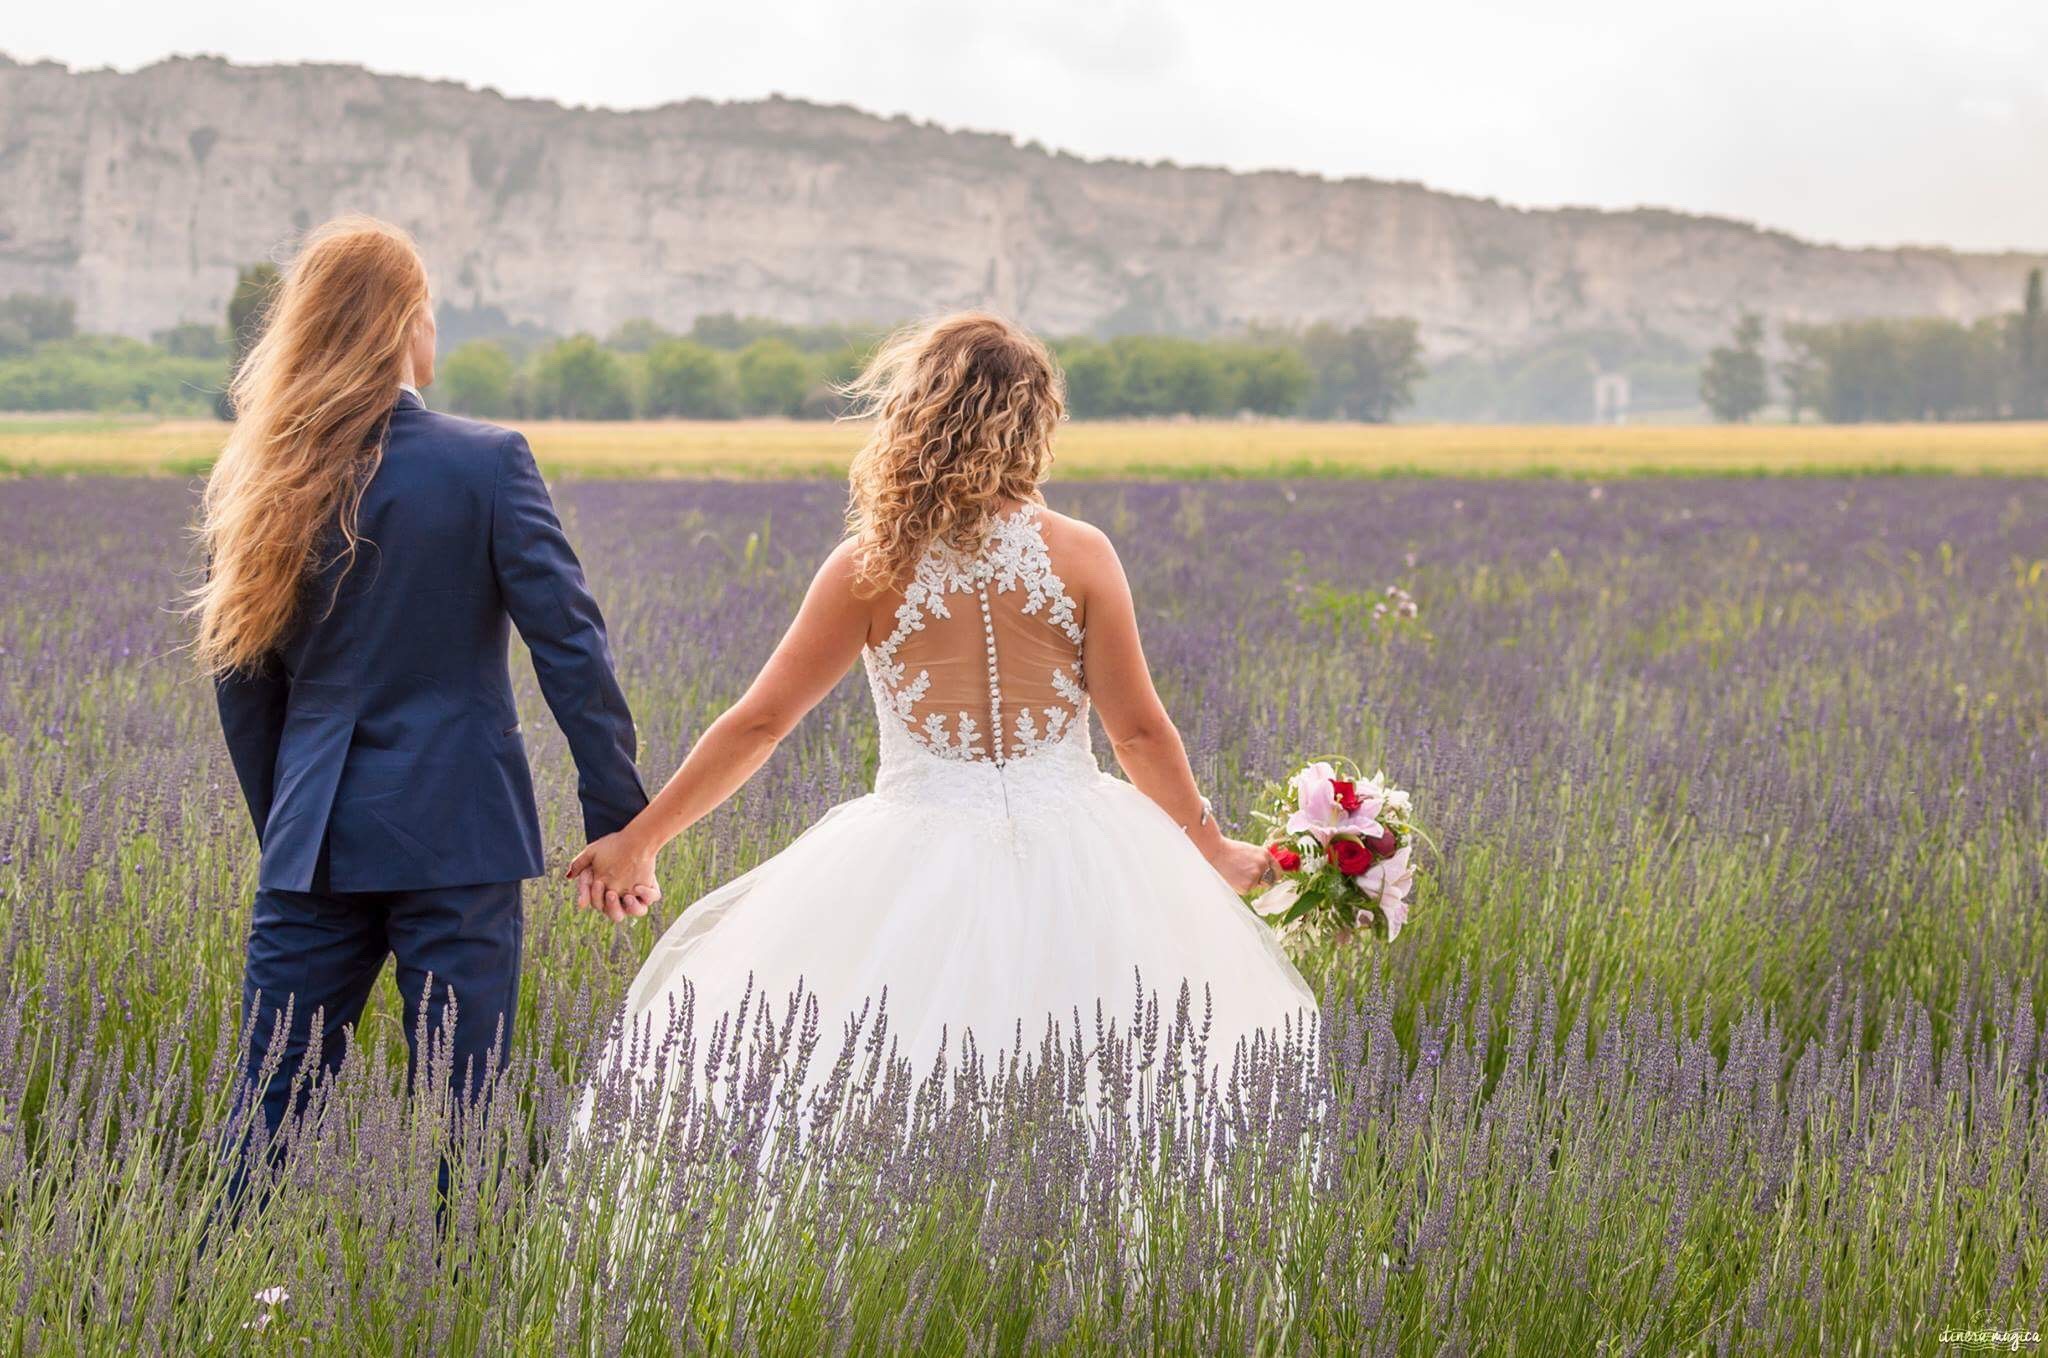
[237, 872, 523, 1142]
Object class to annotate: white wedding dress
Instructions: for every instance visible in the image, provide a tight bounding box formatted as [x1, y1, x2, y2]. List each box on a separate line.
[592, 506, 1317, 1121]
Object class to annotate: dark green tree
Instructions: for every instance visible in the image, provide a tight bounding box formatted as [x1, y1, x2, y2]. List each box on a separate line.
[227, 265, 280, 366]
[735, 339, 812, 416]
[2015, 268, 2046, 418]
[152, 323, 230, 359]
[1780, 316, 2010, 424]
[531, 336, 631, 419]
[1700, 313, 1769, 422]
[0, 335, 221, 415]
[1221, 344, 1313, 415]
[1901, 317, 2000, 420]
[644, 339, 735, 417]
[803, 342, 873, 418]
[1054, 341, 1122, 418]
[1298, 320, 1424, 422]
[1828, 323, 1906, 422]
[1114, 337, 1225, 416]
[606, 318, 671, 354]
[438, 341, 517, 418]
[1777, 337, 1825, 425]
[218, 263, 281, 418]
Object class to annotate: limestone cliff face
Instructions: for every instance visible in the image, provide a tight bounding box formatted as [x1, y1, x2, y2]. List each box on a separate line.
[2, 53, 2039, 353]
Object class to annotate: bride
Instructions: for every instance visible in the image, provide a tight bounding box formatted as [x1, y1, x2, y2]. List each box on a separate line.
[568, 312, 1316, 1111]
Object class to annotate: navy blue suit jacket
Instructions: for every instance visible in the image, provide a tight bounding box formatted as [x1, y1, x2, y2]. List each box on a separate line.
[215, 390, 648, 892]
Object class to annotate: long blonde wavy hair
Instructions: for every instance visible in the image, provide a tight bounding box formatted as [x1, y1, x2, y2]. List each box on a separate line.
[841, 312, 1065, 595]
[189, 215, 430, 675]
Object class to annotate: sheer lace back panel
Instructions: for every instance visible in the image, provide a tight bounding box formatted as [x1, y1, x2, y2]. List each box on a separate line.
[862, 504, 1088, 768]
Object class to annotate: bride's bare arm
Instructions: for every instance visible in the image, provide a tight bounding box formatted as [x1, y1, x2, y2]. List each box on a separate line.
[1071, 523, 1272, 893]
[568, 541, 869, 919]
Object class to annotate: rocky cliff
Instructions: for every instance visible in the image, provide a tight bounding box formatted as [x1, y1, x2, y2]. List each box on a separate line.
[2, 53, 2040, 354]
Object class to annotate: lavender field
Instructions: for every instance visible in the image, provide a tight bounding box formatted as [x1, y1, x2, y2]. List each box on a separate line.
[1, 476, 2044, 1354]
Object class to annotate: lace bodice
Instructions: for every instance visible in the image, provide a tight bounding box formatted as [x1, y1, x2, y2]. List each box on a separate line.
[861, 504, 1096, 821]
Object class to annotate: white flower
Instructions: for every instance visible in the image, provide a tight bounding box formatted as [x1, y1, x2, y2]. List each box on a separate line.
[243, 1287, 290, 1333]
[1355, 845, 1414, 908]
[1378, 894, 1410, 941]
[1252, 879, 1301, 918]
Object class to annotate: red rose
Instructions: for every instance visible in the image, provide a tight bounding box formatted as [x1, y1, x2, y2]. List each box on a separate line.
[1330, 837, 1374, 875]
[1330, 779, 1363, 813]
[1267, 843, 1302, 872]
[1364, 828, 1399, 858]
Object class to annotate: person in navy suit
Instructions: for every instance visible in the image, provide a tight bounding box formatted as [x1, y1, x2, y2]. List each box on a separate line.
[192, 215, 652, 1146]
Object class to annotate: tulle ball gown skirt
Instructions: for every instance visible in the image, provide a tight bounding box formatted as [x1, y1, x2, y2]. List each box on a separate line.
[585, 737, 1321, 1131]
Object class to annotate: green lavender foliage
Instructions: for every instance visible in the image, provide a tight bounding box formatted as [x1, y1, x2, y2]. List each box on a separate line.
[0, 477, 2042, 1353]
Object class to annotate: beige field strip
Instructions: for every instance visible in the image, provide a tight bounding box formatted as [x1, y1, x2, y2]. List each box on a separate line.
[3, 416, 2046, 477]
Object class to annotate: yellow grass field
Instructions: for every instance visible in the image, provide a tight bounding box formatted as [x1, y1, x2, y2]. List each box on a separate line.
[3, 415, 2046, 478]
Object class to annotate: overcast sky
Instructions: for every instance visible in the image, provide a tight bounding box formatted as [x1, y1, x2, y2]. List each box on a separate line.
[11, 0, 2046, 252]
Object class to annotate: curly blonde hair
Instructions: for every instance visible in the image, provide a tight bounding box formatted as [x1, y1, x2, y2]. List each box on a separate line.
[841, 312, 1065, 594]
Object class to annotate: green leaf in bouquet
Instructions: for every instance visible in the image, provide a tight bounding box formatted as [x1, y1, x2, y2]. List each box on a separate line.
[1280, 881, 1326, 926]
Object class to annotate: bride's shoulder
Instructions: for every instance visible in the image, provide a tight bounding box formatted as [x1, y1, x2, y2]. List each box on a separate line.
[1031, 507, 1121, 583]
[1032, 505, 1111, 550]
[810, 537, 866, 594]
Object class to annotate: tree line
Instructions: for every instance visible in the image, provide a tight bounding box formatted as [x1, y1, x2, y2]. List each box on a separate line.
[0, 270, 1426, 423]
[1699, 269, 2048, 423]
[0, 294, 227, 416]
[433, 317, 1424, 423]
[13, 262, 2045, 425]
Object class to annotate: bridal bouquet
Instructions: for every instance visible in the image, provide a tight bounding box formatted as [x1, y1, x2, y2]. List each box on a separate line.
[1245, 758, 1421, 944]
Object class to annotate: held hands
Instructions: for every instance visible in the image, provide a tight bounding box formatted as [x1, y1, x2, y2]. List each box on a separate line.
[565, 831, 662, 923]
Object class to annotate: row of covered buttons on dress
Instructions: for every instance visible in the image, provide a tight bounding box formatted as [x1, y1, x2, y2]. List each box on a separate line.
[978, 582, 1003, 763]
[973, 569, 1025, 857]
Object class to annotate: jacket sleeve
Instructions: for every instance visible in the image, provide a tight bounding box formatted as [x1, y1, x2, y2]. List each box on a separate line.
[489, 430, 650, 839]
[215, 654, 290, 844]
